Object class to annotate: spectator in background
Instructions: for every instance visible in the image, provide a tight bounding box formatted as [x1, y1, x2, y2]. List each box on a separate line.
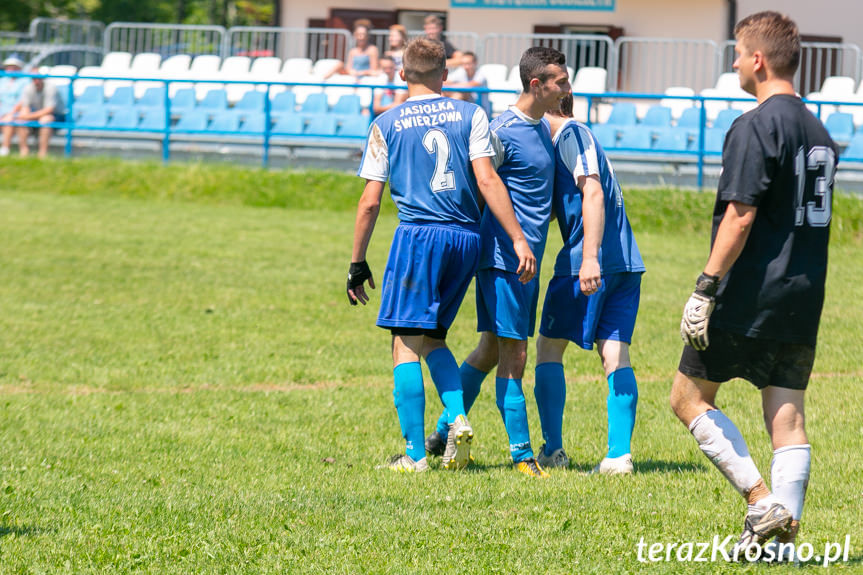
[0, 56, 27, 117]
[325, 20, 380, 80]
[386, 24, 409, 71]
[444, 51, 489, 114]
[423, 15, 462, 69]
[372, 55, 407, 116]
[0, 75, 66, 158]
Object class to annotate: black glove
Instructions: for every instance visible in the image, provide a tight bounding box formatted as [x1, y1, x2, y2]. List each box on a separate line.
[346, 261, 373, 305]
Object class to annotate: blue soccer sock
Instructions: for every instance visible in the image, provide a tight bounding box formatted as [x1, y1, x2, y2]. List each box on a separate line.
[393, 362, 426, 462]
[606, 367, 638, 458]
[426, 348, 465, 426]
[534, 362, 566, 455]
[495, 377, 533, 462]
[435, 361, 488, 439]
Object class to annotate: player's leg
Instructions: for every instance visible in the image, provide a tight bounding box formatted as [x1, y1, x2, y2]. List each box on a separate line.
[534, 334, 568, 467]
[595, 339, 637, 474]
[423, 336, 474, 470]
[387, 333, 429, 472]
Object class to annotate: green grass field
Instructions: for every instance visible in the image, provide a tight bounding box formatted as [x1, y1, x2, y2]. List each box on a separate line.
[0, 157, 861, 573]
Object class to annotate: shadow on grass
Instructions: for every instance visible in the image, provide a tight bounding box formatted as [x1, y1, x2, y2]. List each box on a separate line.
[567, 459, 708, 474]
[0, 524, 43, 538]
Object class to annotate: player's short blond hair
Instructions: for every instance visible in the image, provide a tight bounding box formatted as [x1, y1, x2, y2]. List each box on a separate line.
[735, 11, 800, 78]
[403, 37, 446, 84]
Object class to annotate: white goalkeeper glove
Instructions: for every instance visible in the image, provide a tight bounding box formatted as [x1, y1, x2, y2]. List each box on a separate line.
[680, 273, 720, 350]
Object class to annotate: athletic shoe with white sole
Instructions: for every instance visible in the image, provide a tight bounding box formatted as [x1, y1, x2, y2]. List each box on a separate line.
[379, 454, 430, 473]
[514, 458, 549, 478]
[425, 430, 446, 457]
[591, 453, 634, 475]
[735, 502, 792, 554]
[537, 444, 570, 469]
[441, 414, 473, 470]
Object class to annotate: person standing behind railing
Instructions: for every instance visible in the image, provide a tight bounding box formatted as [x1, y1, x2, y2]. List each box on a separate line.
[1, 75, 66, 159]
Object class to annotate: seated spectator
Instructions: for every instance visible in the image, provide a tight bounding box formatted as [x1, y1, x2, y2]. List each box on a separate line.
[325, 20, 380, 80]
[372, 55, 407, 116]
[385, 24, 408, 72]
[0, 75, 66, 158]
[423, 14, 462, 69]
[443, 51, 489, 113]
[0, 56, 27, 117]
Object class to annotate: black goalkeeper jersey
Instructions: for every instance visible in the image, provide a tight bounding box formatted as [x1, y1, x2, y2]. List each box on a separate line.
[711, 94, 838, 346]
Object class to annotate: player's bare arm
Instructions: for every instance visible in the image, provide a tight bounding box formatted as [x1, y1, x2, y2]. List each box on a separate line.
[471, 155, 537, 283]
[347, 179, 384, 305]
[577, 174, 605, 295]
[681, 200, 757, 349]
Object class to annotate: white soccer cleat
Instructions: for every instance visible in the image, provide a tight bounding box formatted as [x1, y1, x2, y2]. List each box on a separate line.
[378, 454, 430, 473]
[735, 502, 792, 554]
[537, 444, 570, 469]
[442, 414, 473, 470]
[591, 453, 634, 475]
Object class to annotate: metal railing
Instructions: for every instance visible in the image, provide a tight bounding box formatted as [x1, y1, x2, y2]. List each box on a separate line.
[29, 18, 104, 47]
[104, 23, 225, 58]
[616, 37, 719, 93]
[483, 33, 614, 79]
[225, 27, 352, 62]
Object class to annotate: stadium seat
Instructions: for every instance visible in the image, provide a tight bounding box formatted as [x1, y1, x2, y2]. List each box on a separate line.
[823, 112, 855, 144]
[220, 56, 253, 104]
[249, 57, 282, 92]
[572, 67, 607, 94]
[841, 133, 863, 161]
[703, 127, 726, 154]
[338, 115, 370, 138]
[138, 108, 168, 131]
[105, 86, 135, 111]
[198, 89, 229, 112]
[75, 107, 109, 129]
[616, 126, 653, 150]
[325, 74, 358, 107]
[290, 72, 323, 106]
[332, 94, 362, 118]
[590, 124, 618, 149]
[477, 64, 508, 88]
[73, 66, 105, 97]
[282, 58, 313, 76]
[189, 55, 222, 77]
[271, 114, 304, 135]
[677, 106, 702, 128]
[271, 91, 297, 115]
[605, 103, 637, 127]
[130, 53, 162, 76]
[713, 108, 742, 131]
[207, 114, 240, 133]
[174, 109, 209, 132]
[312, 58, 343, 78]
[73, 85, 105, 112]
[160, 54, 192, 77]
[652, 127, 690, 152]
[100, 51, 133, 74]
[47, 64, 77, 91]
[641, 105, 672, 127]
[305, 114, 337, 136]
[239, 113, 267, 135]
[300, 93, 329, 115]
[660, 86, 696, 120]
[106, 107, 139, 130]
[232, 91, 265, 119]
[808, 76, 857, 101]
[170, 88, 197, 114]
[136, 86, 167, 110]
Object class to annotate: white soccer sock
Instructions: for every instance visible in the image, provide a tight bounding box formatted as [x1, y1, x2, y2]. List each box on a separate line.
[771, 444, 811, 520]
[689, 409, 763, 497]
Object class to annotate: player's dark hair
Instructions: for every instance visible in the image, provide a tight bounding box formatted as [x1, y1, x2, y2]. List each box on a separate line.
[519, 46, 566, 91]
[734, 11, 800, 77]
[403, 37, 446, 85]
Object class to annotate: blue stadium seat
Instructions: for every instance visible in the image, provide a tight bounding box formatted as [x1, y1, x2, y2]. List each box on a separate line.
[106, 86, 135, 111]
[136, 86, 167, 110]
[616, 126, 653, 150]
[300, 93, 329, 115]
[604, 103, 637, 127]
[198, 89, 228, 112]
[824, 112, 855, 144]
[305, 114, 337, 136]
[642, 105, 672, 127]
[271, 91, 297, 115]
[590, 124, 618, 149]
[677, 106, 702, 128]
[652, 127, 690, 152]
[271, 114, 304, 135]
[74, 85, 104, 112]
[841, 133, 863, 161]
[713, 108, 742, 131]
[106, 107, 139, 130]
[174, 109, 209, 132]
[239, 113, 267, 135]
[338, 115, 370, 138]
[75, 107, 108, 129]
[332, 94, 362, 117]
[207, 114, 239, 133]
[170, 88, 197, 114]
[233, 91, 265, 119]
[703, 127, 726, 154]
[138, 108, 168, 131]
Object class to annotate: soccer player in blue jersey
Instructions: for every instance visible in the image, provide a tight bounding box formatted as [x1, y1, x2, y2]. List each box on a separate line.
[347, 37, 536, 473]
[427, 47, 571, 478]
[533, 93, 645, 474]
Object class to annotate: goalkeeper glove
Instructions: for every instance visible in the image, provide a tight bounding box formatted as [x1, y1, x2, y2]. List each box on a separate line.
[680, 273, 720, 350]
[346, 261, 373, 306]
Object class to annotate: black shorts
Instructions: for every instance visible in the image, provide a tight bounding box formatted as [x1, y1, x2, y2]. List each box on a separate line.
[678, 327, 815, 390]
[390, 325, 448, 340]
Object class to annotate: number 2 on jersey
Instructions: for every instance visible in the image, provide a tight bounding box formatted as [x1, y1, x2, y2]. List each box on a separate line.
[422, 128, 455, 193]
[794, 145, 835, 227]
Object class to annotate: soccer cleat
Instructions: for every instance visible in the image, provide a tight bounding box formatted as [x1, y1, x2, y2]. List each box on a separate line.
[379, 454, 430, 473]
[735, 502, 793, 553]
[537, 444, 570, 469]
[424, 430, 446, 458]
[514, 458, 549, 478]
[441, 414, 473, 470]
[759, 540, 801, 565]
[591, 454, 634, 475]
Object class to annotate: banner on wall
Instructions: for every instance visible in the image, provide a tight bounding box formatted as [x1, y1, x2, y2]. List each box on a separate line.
[451, 0, 614, 9]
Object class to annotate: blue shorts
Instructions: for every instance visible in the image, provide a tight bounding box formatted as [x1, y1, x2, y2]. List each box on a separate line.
[476, 268, 540, 340]
[376, 222, 480, 333]
[539, 272, 642, 350]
